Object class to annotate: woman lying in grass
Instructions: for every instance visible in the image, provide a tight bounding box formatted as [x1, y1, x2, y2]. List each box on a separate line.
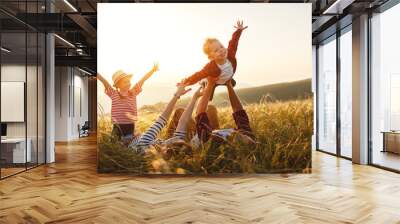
[128, 83, 204, 153]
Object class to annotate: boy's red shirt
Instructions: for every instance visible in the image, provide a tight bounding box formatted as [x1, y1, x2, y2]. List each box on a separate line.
[183, 29, 243, 86]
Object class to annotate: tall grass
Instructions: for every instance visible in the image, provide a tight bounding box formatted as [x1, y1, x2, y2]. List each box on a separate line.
[97, 98, 313, 174]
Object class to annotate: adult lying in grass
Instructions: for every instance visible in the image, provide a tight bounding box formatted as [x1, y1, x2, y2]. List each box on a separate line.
[191, 78, 256, 147]
[147, 78, 258, 174]
[128, 77, 255, 155]
[128, 83, 204, 153]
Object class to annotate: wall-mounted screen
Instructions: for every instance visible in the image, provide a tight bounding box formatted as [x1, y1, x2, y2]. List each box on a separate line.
[1, 82, 25, 122]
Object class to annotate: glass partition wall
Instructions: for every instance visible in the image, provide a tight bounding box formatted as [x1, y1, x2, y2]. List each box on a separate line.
[0, 2, 46, 179]
[316, 26, 352, 159]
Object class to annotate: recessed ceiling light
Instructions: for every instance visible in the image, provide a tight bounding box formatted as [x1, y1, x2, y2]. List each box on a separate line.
[323, 0, 354, 15]
[63, 0, 78, 12]
[54, 34, 75, 48]
[1, 47, 11, 53]
[78, 67, 92, 76]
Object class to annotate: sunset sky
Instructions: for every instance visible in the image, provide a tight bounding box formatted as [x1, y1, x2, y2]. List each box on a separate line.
[97, 3, 311, 110]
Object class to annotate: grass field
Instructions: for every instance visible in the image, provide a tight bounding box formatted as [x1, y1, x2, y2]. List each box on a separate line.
[97, 98, 313, 174]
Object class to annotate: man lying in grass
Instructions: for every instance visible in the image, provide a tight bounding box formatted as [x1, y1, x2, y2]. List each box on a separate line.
[192, 78, 255, 146]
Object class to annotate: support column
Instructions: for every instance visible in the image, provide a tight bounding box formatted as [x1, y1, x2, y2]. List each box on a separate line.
[352, 14, 369, 164]
[88, 77, 97, 133]
[46, 1, 55, 163]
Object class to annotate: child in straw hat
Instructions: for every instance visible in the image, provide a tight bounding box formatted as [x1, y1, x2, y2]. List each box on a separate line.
[97, 63, 159, 141]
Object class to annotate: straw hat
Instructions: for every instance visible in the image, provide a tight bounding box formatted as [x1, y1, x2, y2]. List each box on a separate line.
[112, 70, 133, 87]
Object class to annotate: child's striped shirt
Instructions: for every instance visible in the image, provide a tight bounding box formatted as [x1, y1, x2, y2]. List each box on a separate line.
[105, 86, 141, 124]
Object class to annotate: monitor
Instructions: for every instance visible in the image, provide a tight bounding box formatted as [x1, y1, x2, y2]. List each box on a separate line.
[1, 123, 7, 137]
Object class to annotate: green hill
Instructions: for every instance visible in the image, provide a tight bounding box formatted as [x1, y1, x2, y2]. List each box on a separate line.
[139, 78, 312, 113]
[209, 78, 312, 107]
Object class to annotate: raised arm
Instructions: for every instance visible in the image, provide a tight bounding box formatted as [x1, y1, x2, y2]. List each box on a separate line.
[131, 62, 159, 93]
[161, 83, 191, 121]
[97, 73, 112, 90]
[226, 80, 244, 113]
[182, 62, 216, 86]
[226, 79, 255, 141]
[196, 78, 217, 116]
[228, 20, 248, 58]
[174, 87, 203, 134]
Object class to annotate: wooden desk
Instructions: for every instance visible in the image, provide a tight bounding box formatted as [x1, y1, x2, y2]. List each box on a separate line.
[381, 131, 400, 154]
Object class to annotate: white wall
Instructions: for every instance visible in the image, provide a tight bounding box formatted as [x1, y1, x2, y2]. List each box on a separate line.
[55, 66, 69, 141]
[55, 67, 89, 141]
[71, 71, 89, 138]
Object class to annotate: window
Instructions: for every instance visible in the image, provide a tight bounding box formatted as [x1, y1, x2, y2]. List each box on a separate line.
[390, 74, 400, 130]
[317, 36, 337, 154]
[339, 28, 352, 158]
[370, 3, 400, 171]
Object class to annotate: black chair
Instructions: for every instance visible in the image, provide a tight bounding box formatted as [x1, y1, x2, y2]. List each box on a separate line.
[79, 121, 90, 138]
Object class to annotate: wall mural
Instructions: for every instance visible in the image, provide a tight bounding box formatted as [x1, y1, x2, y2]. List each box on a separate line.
[97, 3, 312, 174]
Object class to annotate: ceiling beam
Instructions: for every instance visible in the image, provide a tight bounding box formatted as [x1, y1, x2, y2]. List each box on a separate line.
[323, 0, 356, 14]
[312, 15, 335, 33]
[67, 13, 97, 39]
[55, 55, 96, 70]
